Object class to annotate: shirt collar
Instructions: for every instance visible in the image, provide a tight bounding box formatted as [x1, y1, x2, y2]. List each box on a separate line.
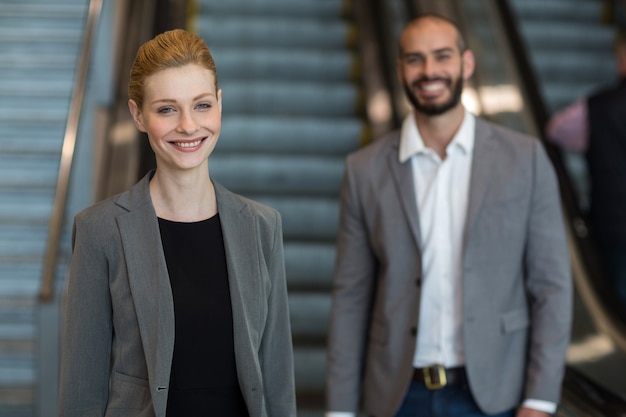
[399, 109, 476, 163]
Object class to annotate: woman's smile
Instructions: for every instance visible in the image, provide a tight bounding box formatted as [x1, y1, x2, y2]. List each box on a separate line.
[171, 137, 206, 149]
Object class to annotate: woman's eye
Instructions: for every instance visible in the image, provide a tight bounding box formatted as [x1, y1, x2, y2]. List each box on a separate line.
[158, 107, 174, 114]
[196, 103, 211, 110]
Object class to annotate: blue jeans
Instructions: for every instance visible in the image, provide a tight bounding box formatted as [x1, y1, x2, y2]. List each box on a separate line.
[394, 381, 515, 417]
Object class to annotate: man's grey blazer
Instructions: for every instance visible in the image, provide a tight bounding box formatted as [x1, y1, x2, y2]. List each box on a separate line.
[58, 171, 296, 417]
[326, 117, 572, 417]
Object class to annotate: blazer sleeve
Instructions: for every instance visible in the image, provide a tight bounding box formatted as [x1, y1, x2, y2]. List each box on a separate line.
[523, 141, 573, 403]
[259, 210, 297, 417]
[326, 155, 377, 413]
[58, 213, 113, 416]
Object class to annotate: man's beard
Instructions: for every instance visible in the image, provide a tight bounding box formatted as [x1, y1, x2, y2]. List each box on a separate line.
[402, 73, 464, 116]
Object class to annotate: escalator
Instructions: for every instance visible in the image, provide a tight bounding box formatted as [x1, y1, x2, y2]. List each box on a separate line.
[0, 1, 89, 415]
[500, 0, 626, 409]
[14, 0, 624, 416]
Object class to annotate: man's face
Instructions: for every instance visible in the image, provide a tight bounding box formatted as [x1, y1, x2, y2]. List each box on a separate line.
[397, 18, 474, 116]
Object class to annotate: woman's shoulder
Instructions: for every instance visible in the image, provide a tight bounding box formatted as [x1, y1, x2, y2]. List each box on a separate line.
[214, 182, 280, 223]
[73, 193, 126, 233]
[74, 174, 151, 226]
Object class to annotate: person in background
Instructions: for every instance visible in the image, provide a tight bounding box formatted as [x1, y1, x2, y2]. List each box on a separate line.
[58, 29, 296, 417]
[546, 30, 626, 304]
[326, 14, 572, 417]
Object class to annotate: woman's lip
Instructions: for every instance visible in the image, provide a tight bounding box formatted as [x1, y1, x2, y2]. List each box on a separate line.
[174, 139, 202, 147]
[170, 137, 206, 148]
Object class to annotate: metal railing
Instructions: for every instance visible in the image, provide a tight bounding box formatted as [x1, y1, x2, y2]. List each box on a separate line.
[492, 0, 626, 355]
[39, 0, 103, 303]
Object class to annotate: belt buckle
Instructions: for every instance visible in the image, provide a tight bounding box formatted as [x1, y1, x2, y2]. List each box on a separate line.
[423, 364, 447, 390]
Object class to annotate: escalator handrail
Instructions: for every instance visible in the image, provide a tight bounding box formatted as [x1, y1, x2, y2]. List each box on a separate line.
[39, 0, 103, 302]
[561, 367, 626, 416]
[493, 0, 626, 355]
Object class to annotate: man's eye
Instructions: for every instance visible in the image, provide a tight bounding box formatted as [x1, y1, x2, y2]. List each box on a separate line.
[405, 56, 422, 65]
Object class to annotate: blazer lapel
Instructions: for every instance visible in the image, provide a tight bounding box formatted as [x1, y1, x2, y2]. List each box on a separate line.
[214, 184, 263, 391]
[388, 139, 423, 249]
[115, 174, 175, 412]
[463, 118, 497, 245]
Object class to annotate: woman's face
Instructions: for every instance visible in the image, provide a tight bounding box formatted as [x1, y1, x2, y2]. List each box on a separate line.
[128, 63, 222, 174]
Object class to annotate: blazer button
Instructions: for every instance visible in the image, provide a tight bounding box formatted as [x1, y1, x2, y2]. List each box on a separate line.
[410, 327, 417, 336]
[415, 277, 421, 287]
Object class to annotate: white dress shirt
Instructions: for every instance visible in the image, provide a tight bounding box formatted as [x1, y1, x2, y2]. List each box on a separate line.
[326, 110, 556, 416]
[400, 110, 474, 368]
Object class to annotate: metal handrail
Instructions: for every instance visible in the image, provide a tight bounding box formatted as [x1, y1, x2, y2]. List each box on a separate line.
[39, 0, 103, 302]
[493, 0, 626, 355]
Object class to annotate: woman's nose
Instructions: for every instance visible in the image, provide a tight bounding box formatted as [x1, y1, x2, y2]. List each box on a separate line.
[176, 111, 197, 134]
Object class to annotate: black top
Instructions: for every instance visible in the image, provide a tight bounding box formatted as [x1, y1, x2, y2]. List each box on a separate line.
[587, 77, 626, 243]
[158, 214, 249, 417]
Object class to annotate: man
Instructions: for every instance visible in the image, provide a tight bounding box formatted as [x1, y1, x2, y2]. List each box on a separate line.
[326, 14, 572, 417]
[546, 30, 626, 304]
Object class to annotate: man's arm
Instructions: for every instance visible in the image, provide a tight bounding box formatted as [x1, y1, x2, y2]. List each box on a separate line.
[517, 407, 552, 417]
[522, 140, 573, 404]
[326, 156, 377, 414]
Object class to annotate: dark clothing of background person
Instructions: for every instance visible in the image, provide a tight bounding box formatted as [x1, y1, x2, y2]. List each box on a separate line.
[587, 78, 626, 302]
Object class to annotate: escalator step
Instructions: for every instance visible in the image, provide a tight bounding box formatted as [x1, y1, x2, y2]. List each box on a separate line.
[198, 16, 356, 49]
[219, 116, 362, 155]
[220, 80, 363, 117]
[213, 47, 358, 82]
[198, 0, 350, 19]
[210, 154, 344, 196]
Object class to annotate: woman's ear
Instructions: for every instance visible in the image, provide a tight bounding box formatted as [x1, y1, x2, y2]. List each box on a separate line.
[128, 99, 147, 132]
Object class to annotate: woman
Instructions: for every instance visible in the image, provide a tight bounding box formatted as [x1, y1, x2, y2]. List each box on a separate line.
[58, 29, 296, 417]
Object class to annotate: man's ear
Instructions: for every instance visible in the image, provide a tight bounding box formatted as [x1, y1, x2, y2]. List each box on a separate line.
[462, 49, 476, 81]
[396, 57, 404, 83]
[128, 99, 147, 133]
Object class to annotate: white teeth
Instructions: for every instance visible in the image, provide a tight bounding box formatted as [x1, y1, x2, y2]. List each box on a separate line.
[422, 83, 444, 91]
[174, 139, 202, 148]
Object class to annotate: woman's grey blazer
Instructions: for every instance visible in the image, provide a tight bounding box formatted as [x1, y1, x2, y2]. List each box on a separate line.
[58, 171, 296, 417]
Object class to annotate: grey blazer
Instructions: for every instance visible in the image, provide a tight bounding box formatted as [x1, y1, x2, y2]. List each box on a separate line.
[326, 117, 572, 417]
[58, 172, 296, 417]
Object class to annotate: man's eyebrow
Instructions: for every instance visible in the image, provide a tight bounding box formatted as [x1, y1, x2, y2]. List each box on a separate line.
[432, 47, 455, 54]
[401, 47, 455, 58]
[401, 51, 424, 59]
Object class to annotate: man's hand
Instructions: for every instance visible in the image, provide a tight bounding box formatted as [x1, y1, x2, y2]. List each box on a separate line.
[516, 407, 552, 417]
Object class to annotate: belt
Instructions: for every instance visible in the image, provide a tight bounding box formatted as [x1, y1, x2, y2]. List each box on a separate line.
[413, 365, 467, 390]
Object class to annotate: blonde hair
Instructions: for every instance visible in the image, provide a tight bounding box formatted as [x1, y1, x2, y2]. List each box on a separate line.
[128, 29, 218, 108]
